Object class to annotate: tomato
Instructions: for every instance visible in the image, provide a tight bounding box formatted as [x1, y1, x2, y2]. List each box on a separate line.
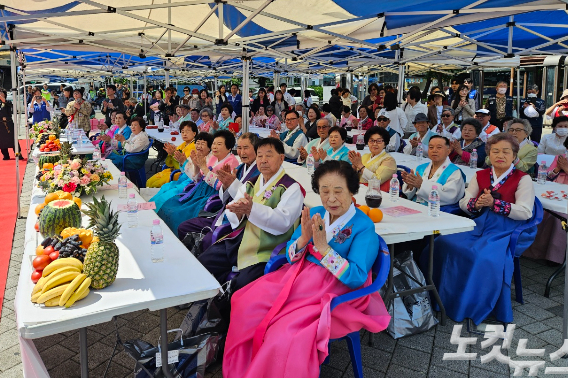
[34, 223, 39, 231]
[44, 246, 54, 254]
[36, 245, 45, 255]
[31, 270, 42, 283]
[33, 255, 51, 271]
[49, 251, 59, 261]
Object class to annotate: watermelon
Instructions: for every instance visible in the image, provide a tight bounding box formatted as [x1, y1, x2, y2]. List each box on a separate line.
[38, 154, 61, 168]
[38, 200, 82, 238]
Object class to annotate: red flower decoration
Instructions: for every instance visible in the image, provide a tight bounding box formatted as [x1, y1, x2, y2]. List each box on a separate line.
[63, 182, 77, 193]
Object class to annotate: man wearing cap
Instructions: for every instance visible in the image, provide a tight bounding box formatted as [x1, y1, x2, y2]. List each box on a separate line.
[376, 109, 401, 152]
[520, 84, 546, 142]
[188, 88, 201, 110]
[432, 107, 461, 141]
[427, 91, 446, 127]
[475, 109, 500, 142]
[485, 80, 513, 130]
[403, 113, 436, 158]
[280, 83, 296, 107]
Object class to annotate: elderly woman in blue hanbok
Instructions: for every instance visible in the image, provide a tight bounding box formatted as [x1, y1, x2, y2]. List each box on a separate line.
[151, 132, 213, 212]
[424, 133, 537, 324]
[312, 126, 351, 165]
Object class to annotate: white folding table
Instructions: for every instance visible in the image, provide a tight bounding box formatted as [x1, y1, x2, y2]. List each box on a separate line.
[15, 163, 221, 378]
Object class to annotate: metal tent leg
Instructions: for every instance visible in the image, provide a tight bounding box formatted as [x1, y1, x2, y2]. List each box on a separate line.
[160, 308, 175, 378]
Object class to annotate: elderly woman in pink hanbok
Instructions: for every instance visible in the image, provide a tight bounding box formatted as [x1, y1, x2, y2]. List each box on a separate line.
[223, 160, 390, 378]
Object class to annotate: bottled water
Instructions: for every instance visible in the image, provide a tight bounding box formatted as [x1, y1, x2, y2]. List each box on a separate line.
[469, 149, 478, 169]
[428, 185, 440, 217]
[306, 154, 315, 175]
[127, 194, 138, 228]
[357, 120, 362, 132]
[118, 172, 128, 199]
[150, 219, 164, 263]
[416, 143, 424, 161]
[92, 145, 101, 160]
[389, 174, 399, 202]
[538, 161, 547, 185]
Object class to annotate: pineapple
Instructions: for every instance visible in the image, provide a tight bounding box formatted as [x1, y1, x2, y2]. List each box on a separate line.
[59, 141, 73, 163]
[82, 196, 121, 289]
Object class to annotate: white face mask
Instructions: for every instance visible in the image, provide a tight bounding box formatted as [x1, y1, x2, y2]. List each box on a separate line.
[556, 128, 568, 137]
[528, 93, 537, 98]
[297, 110, 303, 116]
[193, 94, 198, 98]
[497, 87, 507, 95]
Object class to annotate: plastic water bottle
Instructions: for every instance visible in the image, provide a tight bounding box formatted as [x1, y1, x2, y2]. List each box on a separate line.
[389, 174, 399, 202]
[127, 194, 137, 228]
[428, 185, 440, 217]
[538, 161, 547, 185]
[118, 172, 128, 199]
[469, 149, 478, 169]
[357, 120, 362, 132]
[92, 145, 101, 160]
[416, 143, 424, 161]
[150, 219, 164, 263]
[306, 154, 315, 175]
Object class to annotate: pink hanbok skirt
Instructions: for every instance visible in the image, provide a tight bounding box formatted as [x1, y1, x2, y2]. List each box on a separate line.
[222, 259, 390, 378]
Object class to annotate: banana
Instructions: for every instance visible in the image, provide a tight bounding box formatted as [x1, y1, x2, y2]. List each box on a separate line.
[41, 265, 81, 278]
[37, 284, 69, 304]
[41, 272, 81, 294]
[42, 258, 83, 277]
[65, 277, 91, 308]
[31, 276, 48, 296]
[31, 292, 41, 303]
[44, 295, 62, 307]
[59, 274, 86, 306]
[77, 288, 89, 301]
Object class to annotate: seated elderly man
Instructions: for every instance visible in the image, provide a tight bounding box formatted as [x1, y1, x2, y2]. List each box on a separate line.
[402, 135, 465, 206]
[297, 118, 331, 165]
[197, 137, 305, 293]
[432, 107, 461, 140]
[403, 113, 437, 158]
[270, 109, 308, 162]
[177, 132, 261, 249]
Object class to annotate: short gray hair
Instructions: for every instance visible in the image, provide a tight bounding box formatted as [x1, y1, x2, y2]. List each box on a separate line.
[442, 107, 454, 116]
[510, 117, 533, 136]
[318, 117, 331, 127]
[199, 107, 213, 118]
[128, 97, 138, 104]
[485, 132, 520, 158]
[529, 84, 539, 92]
[239, 132, 259, 147]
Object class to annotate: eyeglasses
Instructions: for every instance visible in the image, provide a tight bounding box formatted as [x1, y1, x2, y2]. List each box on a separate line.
[441, 114, 452, 118]
[377, 117, 388, 122]
[508, 128, 525, 133]
[285, 118, 298, 123]
[368, 138, 384, 145]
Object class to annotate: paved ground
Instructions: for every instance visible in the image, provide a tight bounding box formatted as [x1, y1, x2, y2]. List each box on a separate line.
[2, 124, 567, 377]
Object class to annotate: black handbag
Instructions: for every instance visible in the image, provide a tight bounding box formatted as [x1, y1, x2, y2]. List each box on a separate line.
[181, 227, 211, 258]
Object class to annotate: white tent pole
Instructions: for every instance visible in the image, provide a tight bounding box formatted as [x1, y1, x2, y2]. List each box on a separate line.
[10, 48, 21, 218]
[242, 58, 250, 133]
[129, 75, 134, 97]
[21, 67, 30, 156]
[165, 70, 170, 88]
[508, 16, 514, 56]
[517, 67, 521, 117]
[167, 0, 172, 54]
[218, 2, 224, 40]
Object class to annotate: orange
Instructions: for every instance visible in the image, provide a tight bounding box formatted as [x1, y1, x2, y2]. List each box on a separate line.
[42, 163, 54, 170]
[358, 205, 370, 215]
[368, 208, 383, 223]
[73, 197, 82, 209]
[44, 193, 59, 204]
[35, 203, 46, 215]
[48, 135, 56, 141]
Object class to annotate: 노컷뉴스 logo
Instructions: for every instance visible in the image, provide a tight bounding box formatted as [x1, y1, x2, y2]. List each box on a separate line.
[443, 324, 568, 376]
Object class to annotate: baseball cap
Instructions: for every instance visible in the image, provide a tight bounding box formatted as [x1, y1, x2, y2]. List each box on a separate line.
[475, 109, 490, 115]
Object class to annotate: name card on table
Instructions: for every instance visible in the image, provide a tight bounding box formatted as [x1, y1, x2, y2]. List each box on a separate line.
[381, 206, 422, 217]
[117, 202, 156, 211]
[99, 183, 134, 190]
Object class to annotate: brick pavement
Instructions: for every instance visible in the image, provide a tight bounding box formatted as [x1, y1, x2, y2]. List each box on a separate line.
[1, 131, 567, 378]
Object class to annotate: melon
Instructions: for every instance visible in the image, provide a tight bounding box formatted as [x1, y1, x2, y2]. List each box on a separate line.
[38, 200, 82, 238]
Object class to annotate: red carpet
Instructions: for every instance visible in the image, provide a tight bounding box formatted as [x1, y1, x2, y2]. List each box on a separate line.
[0, 141, 29, 318]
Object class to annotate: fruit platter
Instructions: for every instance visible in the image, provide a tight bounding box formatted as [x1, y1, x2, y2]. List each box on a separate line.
[38, 135, 61, 153]
[30, 196, 122, 308]
[36, 158, 113, 197]
[30, 119, 61, 141]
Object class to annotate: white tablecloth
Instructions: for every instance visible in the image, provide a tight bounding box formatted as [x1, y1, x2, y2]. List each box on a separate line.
[146, 128, 184, 147]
